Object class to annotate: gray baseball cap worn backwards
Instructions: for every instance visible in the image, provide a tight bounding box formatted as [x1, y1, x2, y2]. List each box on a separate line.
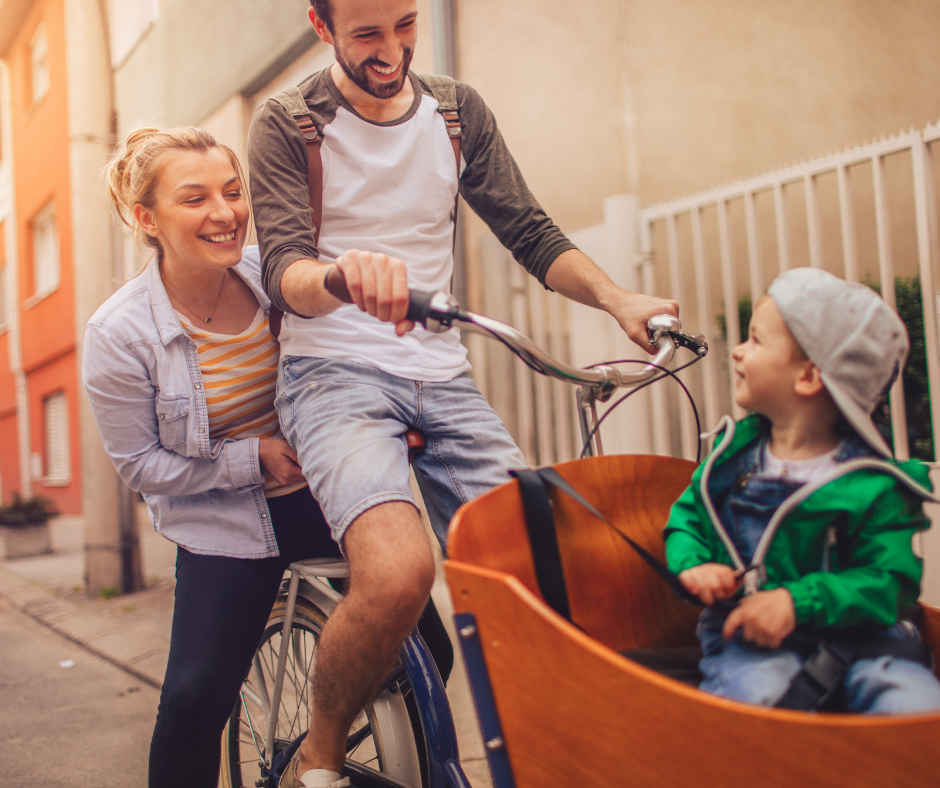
[767, 267, 909, 458]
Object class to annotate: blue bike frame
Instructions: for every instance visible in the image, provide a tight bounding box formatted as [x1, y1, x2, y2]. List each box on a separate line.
[260, 595, 470, 788]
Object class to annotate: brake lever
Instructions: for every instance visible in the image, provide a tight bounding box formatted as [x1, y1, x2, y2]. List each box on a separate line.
[667, 331, 708, 357]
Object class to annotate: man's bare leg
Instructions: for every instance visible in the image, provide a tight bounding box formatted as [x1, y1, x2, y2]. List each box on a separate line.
[295, 501, 436, 775]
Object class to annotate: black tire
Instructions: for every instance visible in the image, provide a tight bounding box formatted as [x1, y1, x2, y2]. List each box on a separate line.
[220, 594, 428, 788]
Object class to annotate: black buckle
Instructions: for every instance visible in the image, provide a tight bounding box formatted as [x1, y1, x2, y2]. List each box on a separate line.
[801, 642, 850, 700]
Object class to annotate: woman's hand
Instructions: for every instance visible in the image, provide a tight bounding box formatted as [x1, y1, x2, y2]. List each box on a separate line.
[258, 438, 306, 486]
[722, 588, 796, 649]
[679, 563, 740, 606]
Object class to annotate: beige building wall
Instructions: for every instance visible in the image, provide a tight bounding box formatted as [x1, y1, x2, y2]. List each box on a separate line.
[456, 0, 940, 233]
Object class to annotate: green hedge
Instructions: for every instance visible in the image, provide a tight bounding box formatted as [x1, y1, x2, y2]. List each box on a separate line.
[0, 492, 59, 527]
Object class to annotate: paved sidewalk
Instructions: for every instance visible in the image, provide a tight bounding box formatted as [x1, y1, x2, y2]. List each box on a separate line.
[0, 512, 493, 787]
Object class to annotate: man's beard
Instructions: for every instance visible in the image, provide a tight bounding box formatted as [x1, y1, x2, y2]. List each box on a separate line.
[334, 44, 414, 99]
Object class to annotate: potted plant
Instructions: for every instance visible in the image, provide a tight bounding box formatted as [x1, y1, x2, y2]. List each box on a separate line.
[0, 493, 57, 559]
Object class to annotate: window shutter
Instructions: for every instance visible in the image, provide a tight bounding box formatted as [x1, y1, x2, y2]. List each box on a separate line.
[43, 392, 70, 485]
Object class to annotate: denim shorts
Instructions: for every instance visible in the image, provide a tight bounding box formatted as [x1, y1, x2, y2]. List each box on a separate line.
[276, 357, 526, 550]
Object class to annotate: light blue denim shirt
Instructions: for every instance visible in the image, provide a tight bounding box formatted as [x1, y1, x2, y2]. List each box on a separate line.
[82, 246, 281, 558]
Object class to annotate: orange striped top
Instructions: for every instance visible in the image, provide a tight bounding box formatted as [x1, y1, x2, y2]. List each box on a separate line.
[178, 308, 305, 498]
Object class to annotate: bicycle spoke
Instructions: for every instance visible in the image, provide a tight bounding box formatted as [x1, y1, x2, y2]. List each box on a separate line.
[240, 692, 265, 759]
[282, 635, 305, 739]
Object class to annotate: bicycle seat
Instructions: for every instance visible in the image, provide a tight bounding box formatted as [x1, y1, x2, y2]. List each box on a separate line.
[405, 429, 426, 462]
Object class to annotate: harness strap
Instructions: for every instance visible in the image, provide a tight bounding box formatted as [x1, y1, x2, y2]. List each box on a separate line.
[509, 468, 572, 621]
[421, 74, 462, 250]
[775, 629, 933, 711]
[607, 525, 703, 606]
[268, 87, 324, 339]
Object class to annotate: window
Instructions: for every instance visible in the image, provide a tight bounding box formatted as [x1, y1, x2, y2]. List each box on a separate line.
[30, 24, 50, 105]
[31, 201, 59, 298]
[43, 392, 70, 485]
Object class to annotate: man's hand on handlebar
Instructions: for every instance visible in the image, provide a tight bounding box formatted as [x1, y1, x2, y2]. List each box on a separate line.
[329, 250, 415, 336]
[609, 291, 681, 355]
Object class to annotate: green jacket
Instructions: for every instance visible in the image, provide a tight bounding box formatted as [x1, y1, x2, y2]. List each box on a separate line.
[664, 415, 934, 629]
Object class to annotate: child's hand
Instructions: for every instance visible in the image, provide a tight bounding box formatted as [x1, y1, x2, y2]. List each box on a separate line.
[678, 563, 740, 606]
[722, 588, 796, 648]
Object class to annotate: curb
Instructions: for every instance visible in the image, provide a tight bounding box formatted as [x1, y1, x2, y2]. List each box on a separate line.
[0, 565, 166, 689]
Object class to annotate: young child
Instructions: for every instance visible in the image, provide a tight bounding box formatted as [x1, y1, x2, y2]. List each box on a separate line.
[664, 267, 940, 713]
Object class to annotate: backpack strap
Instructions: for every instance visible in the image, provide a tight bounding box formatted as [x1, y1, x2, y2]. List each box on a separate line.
[271, 87, 323, 247]
[420, 73, 462, 172]
[420, 74, 462, 248]
[268, 87, 323, 338]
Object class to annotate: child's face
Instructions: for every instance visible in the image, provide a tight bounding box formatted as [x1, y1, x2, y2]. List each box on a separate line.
[731, 297, 809, 417]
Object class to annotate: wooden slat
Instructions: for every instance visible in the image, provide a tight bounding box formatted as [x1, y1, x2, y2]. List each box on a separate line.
[640, 220, 669, 456]
[527, 279, 555, 465]
[804, 173, 823, 268]
[911, 134, 940, 462]
[447, 560, 940, 788]
[872, 154, 910, 460]
[691, 208, 719, 431]
[773, 181, 790, 273]
[447, 454, 940, 788]
[837, 164, 859, 282]
[509, 262, 536, 463]
[744, 191, 763, 305]
[666, 215, 697, 460]
[717, 200, 745, 420]
[546, 292, 575, 462]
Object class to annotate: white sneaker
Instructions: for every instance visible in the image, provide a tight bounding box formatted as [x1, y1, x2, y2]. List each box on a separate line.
[300, 769, 350, 788]
[280, 752, 350, 788]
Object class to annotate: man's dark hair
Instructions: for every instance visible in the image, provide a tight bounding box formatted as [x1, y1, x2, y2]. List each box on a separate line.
[310, 0, 334, 33]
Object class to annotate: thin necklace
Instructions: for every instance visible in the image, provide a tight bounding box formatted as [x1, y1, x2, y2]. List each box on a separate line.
[161, 269, 227, 324]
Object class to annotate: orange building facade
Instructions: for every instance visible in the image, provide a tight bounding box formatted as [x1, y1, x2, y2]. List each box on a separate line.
[0, 0, 81, 514]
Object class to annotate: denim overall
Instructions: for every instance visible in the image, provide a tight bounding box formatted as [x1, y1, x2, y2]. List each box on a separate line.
[695, 434, 940, 711]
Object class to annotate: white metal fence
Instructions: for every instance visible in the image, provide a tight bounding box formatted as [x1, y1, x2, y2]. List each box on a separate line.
[639, 122, 940, 464]
[472, 121, 940, 474]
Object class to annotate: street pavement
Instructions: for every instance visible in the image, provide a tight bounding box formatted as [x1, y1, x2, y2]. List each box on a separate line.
[0, 596, 159, 787]
[0, 509, 493, 788]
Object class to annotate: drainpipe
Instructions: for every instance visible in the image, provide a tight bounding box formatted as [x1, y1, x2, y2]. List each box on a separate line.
[0, 60, 32, 501]
[429, 0, 466, 308]
[430, 0, 458, 78]
[64, 0, 140, 594]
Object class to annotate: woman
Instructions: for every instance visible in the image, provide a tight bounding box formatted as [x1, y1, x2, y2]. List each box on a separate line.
[83, 126, 342, 788]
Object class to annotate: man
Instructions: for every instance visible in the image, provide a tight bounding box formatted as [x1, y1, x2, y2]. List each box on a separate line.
[247, 1, 679, 785]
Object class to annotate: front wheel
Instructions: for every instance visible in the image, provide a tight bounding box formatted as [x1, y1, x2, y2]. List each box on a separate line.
[220, 594, 428, 788]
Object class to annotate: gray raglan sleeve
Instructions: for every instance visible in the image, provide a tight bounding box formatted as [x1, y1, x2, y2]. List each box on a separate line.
[246, 100, 319, 315]
[456, 83, 577, 286]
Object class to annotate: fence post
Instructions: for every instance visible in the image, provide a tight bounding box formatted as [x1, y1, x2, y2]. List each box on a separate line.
[600, 195, 652, 456]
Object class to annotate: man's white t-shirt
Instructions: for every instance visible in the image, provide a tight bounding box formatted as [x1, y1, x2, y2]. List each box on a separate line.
[278, 96, 470, 382]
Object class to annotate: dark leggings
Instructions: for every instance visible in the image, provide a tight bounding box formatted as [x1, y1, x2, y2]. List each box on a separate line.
[148, 488, 453, 788]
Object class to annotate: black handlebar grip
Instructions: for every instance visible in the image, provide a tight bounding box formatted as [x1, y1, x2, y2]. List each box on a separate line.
[405, 289, 436, 326]
[325, 266, 435, 327]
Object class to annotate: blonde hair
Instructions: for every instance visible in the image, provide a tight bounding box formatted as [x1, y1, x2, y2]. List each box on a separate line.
[106, 126, 247, 263]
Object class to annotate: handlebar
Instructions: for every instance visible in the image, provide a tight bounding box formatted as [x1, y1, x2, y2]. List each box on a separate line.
[322, 265, 707, 397]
